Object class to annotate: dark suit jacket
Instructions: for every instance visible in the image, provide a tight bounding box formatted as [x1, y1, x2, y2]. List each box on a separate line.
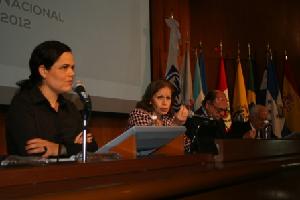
[228, 121, 252, 138]
[185, 107, 227, 154]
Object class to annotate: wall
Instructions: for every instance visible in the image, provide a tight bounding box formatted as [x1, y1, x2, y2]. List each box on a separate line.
[151, 0, 300, 102]
[189, 0, 300, 100]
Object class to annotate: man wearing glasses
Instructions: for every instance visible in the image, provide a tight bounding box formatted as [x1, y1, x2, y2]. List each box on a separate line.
[185, 90, 229, 154]
[199, 90, 229, 121]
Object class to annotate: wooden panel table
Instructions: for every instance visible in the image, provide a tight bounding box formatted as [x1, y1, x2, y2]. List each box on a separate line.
[0, 139, 300, 199]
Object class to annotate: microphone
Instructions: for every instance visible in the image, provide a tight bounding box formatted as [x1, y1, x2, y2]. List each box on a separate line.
[188, 110, 213, 121]
[264, 120, 272, 128]
[73, 81, 92, 111]
[188, 110, 219, 127]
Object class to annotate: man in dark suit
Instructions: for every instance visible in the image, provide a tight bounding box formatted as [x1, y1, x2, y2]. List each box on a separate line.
[185, 90, 228, 154]
[230, 104, 272, 139]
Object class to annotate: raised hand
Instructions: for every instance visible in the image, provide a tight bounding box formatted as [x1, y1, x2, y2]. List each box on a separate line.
[174, 105, 189, 125]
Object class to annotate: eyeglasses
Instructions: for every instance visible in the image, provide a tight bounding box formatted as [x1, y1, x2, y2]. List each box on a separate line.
[211, 104, 229, 114]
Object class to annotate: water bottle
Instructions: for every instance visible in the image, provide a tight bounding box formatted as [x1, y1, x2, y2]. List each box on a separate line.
[263, 120, 272, 139]
[257, 130, 261, 139]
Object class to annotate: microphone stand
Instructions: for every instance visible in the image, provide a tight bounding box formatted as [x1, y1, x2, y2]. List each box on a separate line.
[82, 103, 91, 163]
[73, 82, 92, 163]
[82, 111, 87, 163]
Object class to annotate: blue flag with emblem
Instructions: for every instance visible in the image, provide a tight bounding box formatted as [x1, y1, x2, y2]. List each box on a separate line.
[266, 53, 285, 138]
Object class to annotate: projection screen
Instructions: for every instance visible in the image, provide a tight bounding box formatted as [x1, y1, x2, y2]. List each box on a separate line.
[0, 0, 151, 113]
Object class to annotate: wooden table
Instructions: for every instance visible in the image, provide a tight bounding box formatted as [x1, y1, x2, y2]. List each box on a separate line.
[1, 139, 300, 199]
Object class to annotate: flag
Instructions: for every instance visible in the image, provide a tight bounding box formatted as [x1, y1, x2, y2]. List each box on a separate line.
[232, 58, 249, 120]
[247, 58, 256, 105]
[282, 59, 300, 132]
[165, 17, 181, 110]
[180, 45, 193, 108]
[217, 56, 232, 128]
[166, 65, 181, 110]
[193, 53, 205, 111]
[266, 56, 285, 138]
[257, 68, 267, 105]
[199, 49, 208, 95]
[165, 17, 181, 76]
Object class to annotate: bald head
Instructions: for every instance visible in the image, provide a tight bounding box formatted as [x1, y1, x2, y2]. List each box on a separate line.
[249, 104, 268, 130]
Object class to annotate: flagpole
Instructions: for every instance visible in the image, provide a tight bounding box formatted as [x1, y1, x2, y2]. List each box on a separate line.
[246, 42, 256, 105]
[199, 41, 202, 52]
[248, 43, 251, 59]
[285, 49, 288, 61]
[198, 41, 208, 95]
[237, 41, 240, 62]
[220, 41, 223, 57]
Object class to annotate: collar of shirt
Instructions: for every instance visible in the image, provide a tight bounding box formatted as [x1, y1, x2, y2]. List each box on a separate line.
[29, 86, 67, 108]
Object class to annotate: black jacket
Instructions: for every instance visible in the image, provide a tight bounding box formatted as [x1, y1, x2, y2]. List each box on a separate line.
[6, 86, 98, 156]
[185, 106, 227, 154]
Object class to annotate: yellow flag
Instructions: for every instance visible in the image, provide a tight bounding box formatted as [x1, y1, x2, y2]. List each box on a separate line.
[233, 59, 249, 120]
[283, 61, 300, 132]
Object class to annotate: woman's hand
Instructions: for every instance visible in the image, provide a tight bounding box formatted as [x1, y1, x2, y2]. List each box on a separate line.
[74, 132, 93, 144]
[25, 138, 59, 158]
[174, 105, 189, 125]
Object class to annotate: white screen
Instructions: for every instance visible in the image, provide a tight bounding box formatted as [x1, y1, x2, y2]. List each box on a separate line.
[0, 0, 151, 113]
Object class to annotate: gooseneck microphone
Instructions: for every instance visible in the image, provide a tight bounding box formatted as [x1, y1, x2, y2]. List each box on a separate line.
[73, 81, 91, 163]
[188, 110, 213, 121]
[73, 81, 91, 108]
[73, 81, 92, 117]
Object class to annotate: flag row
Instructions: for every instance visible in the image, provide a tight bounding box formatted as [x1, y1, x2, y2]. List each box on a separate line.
[164, 17, 300, 137]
